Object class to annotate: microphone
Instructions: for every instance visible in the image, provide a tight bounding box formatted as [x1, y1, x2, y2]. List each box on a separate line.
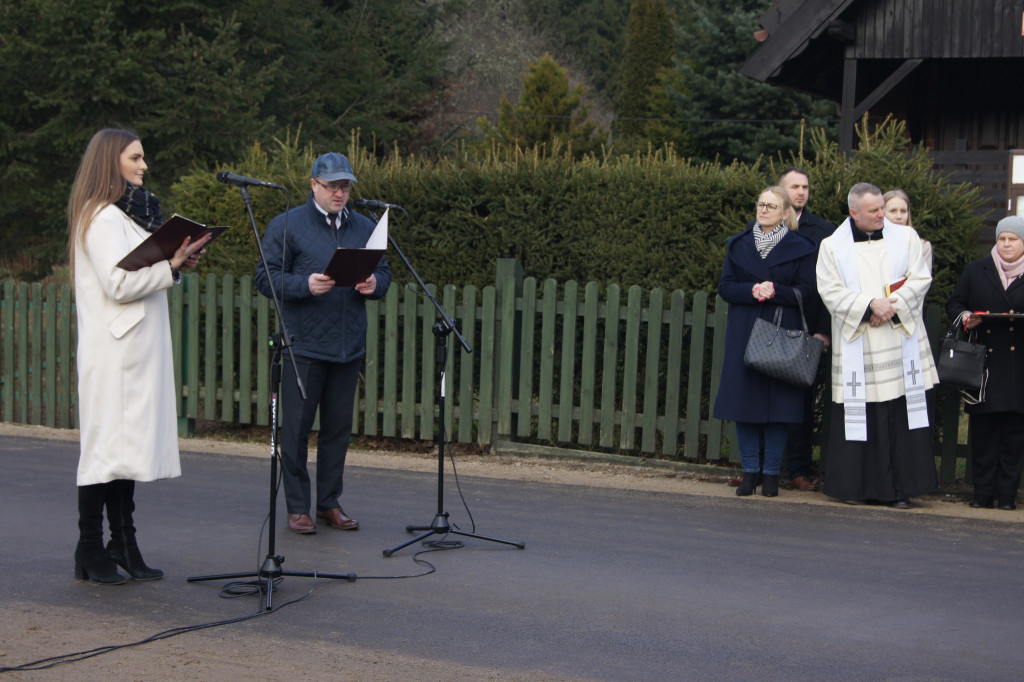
[216, 171, 284, 190]
[353, 198, 401, 211]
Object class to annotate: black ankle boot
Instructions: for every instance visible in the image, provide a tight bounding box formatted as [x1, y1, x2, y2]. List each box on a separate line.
[761, 475, 779, 497]
[736, 472, 759, 497]
[75, 483, 126, 585]
[106, 480, 163, 581]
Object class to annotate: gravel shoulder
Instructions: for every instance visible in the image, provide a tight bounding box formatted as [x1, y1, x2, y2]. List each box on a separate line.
[0, 422, 1017, 523]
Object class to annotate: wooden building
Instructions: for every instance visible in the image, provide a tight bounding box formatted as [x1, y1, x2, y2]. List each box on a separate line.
[740, 0, 1024, 229]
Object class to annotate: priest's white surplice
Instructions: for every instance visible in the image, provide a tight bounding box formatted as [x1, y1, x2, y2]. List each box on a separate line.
[816, 219, 937, 439]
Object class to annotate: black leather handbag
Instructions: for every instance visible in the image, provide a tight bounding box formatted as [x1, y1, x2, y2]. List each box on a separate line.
[937, 312, 987, 404]
[743, 290, 824, 388]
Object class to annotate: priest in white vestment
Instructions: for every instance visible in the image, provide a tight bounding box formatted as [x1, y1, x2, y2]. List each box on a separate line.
[816, 183, 939, 508]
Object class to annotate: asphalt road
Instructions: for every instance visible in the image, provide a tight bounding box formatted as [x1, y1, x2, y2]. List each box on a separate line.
[2, 434, 1024, 680]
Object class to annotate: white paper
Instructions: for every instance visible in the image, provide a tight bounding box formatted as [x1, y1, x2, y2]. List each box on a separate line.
[366, 208, 388, 249]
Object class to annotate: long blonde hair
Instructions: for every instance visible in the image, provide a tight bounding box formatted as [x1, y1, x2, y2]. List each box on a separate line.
[67, 128, 139, 274]
[883, 188, 912, 226]
[759, 185, 798, 231]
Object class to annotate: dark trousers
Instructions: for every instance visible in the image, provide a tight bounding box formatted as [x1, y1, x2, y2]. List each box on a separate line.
[785, 389, 816, 480]
[785, 355, 828, 480]
[968, 411, 1024, 501]
[280, 355, 361, 514]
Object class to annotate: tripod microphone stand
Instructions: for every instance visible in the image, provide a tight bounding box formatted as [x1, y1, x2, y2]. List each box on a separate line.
[378, 211, 524, 557]
[187, 184, 354, 610]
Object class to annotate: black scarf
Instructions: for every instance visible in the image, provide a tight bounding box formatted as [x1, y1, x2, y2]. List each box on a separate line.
[115, 182, 164, 233]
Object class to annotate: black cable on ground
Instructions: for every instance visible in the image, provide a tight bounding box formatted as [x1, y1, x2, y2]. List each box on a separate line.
[0, 535, 467, 675]
[0, 581, 314, 673]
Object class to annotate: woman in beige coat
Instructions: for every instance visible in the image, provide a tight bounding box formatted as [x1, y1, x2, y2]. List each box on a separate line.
[69, 129, 209, 585]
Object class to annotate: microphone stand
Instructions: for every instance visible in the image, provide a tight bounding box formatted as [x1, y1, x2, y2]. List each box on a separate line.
[376, 207, 525, 557]
[188, 185, 355, 610]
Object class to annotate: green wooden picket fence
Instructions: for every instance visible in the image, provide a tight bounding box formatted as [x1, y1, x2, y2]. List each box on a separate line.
[0, 259, 970, 482]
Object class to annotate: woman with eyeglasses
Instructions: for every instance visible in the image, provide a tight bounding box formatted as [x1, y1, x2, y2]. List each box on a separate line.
[68, 128, 209, 585]
[713, 186, 818, 497]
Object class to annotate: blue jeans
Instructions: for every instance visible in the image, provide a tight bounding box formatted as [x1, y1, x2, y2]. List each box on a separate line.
[735, 422, 789, 475]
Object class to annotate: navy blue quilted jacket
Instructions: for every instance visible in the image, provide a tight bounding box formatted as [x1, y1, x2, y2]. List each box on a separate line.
[254, 194, 391, 363]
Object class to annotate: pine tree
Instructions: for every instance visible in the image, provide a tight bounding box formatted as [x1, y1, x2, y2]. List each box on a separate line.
[0, 0, 453, 266]
[521, 0, 631, 95]
[667, 0, 836, 163]
[612, 0, 675, 146]
[478, 53, 605, 157]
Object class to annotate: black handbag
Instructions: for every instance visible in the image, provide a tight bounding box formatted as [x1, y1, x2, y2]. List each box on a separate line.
[743, 290, 824, 388]
[937, 312, 987, 404]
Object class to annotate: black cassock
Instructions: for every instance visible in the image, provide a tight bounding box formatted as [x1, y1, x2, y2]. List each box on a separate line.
[823, 394, 939, 502]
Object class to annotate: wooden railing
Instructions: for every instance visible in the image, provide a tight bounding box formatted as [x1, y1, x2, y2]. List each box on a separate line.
[0, 260, 970, 481]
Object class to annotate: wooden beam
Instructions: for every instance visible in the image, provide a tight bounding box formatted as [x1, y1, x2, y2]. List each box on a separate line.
[851, 58, 924, 119]
[840, 58, 924, 152]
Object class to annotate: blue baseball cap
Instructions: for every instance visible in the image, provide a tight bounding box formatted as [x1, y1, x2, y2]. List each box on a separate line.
[311, 152, 358, 183]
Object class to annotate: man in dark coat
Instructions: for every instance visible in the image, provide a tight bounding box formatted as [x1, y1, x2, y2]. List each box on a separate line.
[777, 167, 835, 491]
[255, 152, 392, 534]
[947, 215, 1024, 509]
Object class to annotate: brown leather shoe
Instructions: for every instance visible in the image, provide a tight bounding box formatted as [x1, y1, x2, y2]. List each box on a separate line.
[287, 513, 316, 534]
[316, 508, 359, 530]
[789, 476, 819, 492]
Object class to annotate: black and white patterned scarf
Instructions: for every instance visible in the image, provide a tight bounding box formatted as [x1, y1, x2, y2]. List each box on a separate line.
[753, 223, 789, 259]
[114, 182, 164, 233]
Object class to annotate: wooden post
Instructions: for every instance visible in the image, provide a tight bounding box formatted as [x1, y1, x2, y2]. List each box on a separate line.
[841, 56, 857, 152]
[494, 258, 523, 439]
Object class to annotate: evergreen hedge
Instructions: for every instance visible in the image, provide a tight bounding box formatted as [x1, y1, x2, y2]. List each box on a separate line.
[173, 118, 984, 307]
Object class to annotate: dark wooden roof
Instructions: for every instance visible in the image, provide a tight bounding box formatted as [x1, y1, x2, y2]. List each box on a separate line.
[741, 0, 1024, 100]
[741, 0, 1024, 230]
[740, 0, 852, 96]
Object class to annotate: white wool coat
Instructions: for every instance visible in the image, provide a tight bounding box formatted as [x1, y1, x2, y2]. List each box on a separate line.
[74, 203, 180, 485]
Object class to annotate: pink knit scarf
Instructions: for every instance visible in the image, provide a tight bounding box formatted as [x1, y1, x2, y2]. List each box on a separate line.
[991, 245, 1024, 289]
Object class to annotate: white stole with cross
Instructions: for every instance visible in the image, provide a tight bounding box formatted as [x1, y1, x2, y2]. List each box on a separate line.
[833, 219, 929, 440]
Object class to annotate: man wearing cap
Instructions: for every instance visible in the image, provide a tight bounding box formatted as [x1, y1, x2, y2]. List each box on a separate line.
[255, 152, 391, 534]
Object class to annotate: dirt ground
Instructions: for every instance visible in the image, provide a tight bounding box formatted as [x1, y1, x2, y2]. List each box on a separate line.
[1, 423, 1019, 681]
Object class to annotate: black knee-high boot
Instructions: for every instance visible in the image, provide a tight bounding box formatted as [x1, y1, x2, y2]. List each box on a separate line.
[75, 483, 126, 585]
[106, 480, 163, 581]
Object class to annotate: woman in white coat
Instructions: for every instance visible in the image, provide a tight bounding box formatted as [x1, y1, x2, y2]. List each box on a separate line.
[68, 129, 209, 585]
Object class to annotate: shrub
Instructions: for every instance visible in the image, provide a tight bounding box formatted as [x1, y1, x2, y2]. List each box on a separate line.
[173, 118, 983, 309]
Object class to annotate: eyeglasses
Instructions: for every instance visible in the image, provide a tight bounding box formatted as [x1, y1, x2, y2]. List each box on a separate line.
[313, 179, 352, 194]
[756, 202, 779, 212]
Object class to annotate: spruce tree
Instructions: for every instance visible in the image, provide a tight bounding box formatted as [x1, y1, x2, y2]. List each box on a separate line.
[612, 0, 675, 146]
[668, 0, 836, 163]
[0, 0, 452, 267]
[478, 53, 605, 157]
[521, 0, 631, 95]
